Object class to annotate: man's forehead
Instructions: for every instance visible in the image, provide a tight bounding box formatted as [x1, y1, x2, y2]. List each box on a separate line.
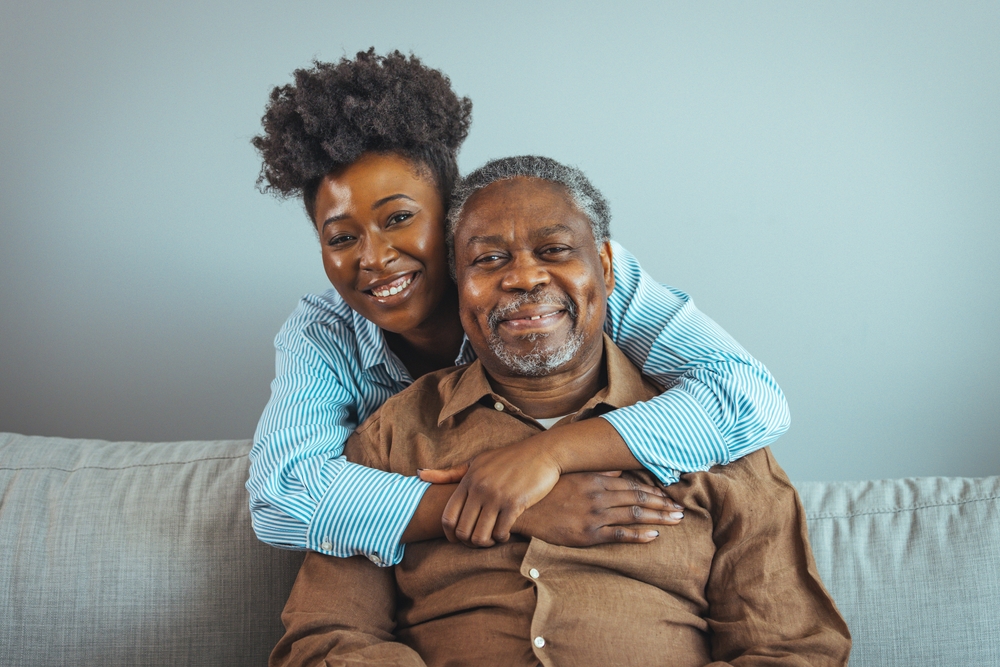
[456, 177, 591, 242]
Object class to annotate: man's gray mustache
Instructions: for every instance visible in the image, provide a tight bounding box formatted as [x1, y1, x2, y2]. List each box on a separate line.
[486, 292, 579, 332]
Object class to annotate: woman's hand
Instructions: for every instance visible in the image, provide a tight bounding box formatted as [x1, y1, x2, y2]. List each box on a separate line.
[512, 471, 684, 546]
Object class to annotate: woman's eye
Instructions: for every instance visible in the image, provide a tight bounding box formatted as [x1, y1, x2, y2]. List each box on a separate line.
[327, 234, 355, 247]
[387, 212, 413, 226]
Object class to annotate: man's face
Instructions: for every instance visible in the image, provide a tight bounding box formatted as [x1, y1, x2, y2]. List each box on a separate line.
[453, 177, 614, 379]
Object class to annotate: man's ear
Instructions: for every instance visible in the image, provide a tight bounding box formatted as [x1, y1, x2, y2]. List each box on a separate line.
[599, 241, 615, 296]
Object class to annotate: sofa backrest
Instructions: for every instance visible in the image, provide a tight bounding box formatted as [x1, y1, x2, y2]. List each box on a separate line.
[0, 432, 302, 666]
[797, 475, 1000, 666]
[2, 432, 999, 666]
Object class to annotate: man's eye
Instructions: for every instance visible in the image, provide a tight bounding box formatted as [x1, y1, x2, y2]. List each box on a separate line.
[540, 245, 570, 256]
[473, 253, 505, 265]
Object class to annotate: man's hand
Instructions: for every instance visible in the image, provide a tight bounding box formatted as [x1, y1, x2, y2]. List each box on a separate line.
[417, 419, 652, 547]
[513, 471, 684, 546]
[420, 438, 562, 546]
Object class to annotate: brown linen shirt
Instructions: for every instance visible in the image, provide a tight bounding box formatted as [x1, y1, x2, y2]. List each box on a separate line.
[272, 336, 850, 667]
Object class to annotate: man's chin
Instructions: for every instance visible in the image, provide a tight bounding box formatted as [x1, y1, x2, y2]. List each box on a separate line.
[487, 333, 584, 377]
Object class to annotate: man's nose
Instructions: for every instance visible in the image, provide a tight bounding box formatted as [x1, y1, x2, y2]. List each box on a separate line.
[359, 231, 399, 271]
[500, 253, 550, 292]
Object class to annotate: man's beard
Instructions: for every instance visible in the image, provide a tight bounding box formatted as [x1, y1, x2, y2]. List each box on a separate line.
[486, 291, 583, 377]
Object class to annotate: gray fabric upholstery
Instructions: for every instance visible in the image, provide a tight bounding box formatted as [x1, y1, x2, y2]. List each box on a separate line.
[0, 433, 302, 666]
[797, 476, 1000, 666]
[1, 431, 998, 665]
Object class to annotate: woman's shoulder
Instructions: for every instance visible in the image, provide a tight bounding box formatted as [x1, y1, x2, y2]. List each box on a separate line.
[273, 289, 375, 366]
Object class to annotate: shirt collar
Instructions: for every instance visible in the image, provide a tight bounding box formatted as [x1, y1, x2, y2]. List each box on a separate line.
[436, 334, 656, 426]
[352, 308, 476, 386]
[350, 309, 413, 383]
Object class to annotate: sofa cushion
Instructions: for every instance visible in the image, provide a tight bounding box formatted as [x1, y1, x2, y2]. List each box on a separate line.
[797, 476, 1000, 666]
[0, 432, 302, 667]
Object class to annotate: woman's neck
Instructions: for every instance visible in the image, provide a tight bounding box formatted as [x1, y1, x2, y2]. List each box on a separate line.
[385, 284, 464, 379]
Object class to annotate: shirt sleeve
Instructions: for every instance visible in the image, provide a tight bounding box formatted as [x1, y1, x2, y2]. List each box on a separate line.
[601, 241, 791, 484]
[704, 449, 851, 665]
[247, 315, 429, 565]
[271, 552, 427, 667]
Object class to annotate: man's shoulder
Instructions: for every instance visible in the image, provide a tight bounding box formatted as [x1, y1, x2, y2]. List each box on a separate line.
[356, 365, 469, 434]
[677, 448, 797, 508]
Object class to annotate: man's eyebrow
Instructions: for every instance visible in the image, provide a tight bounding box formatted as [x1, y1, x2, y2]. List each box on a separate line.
[465, 234, 507, 246]
[531, 224, 574, 239]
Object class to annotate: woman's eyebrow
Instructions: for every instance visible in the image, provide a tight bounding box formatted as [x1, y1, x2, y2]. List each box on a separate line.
[321, 213, 349, 230]
[372, 194, 415, 210]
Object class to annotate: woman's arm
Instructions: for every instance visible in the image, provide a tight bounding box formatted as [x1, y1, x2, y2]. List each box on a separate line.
[247, 293, 430, 565]
[598, 240, 790, 480]
[428, 241, 790, 546]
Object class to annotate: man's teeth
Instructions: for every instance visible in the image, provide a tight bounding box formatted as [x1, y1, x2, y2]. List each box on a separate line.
[371, 275, 414, 298]
[525, 312, 558, 321]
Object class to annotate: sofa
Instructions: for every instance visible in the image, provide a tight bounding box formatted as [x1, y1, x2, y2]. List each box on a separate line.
[1, 431, 997, 666]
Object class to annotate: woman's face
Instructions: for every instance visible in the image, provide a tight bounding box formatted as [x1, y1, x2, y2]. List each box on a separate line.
[312, 152, 451, 334]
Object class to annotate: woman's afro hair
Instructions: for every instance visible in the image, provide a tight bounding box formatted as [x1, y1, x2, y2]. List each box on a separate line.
[252, 49, 472, 218]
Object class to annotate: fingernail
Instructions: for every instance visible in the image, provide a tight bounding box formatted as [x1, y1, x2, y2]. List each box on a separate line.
[417, 469, 425, 472]
[669, 512, 684, 520]
[670, 502, 683, 510]
[646, 530, 659, 538]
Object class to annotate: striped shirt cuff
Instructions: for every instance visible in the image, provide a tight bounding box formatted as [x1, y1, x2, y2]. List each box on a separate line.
[600, 388, 730, 486]
[306, 458, 431, 566]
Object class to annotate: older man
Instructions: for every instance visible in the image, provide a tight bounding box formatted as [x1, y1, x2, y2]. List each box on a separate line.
[270, 156, 851, 667]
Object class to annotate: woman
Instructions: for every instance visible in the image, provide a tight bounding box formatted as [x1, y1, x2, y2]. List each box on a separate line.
[248, 50, 789, 564]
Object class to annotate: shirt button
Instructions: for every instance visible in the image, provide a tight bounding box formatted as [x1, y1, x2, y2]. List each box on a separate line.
[494, 401, 505, 411]
[320, 541, 333, 552]
[369, 554, 383, 566]
[528, 568, 540, 579]
[533, 636, 546, 648]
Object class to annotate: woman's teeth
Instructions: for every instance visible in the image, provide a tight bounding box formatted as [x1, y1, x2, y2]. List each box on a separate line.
[371, 274, 414, 298]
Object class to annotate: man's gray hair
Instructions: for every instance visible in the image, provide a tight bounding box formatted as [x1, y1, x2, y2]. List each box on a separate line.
[446, 156, 611, 277]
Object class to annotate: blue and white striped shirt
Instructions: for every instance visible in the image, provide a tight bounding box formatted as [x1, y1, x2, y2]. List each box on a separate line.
[247, 241, 789, 564]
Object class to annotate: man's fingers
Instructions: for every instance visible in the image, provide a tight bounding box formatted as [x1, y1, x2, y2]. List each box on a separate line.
[596, 525, 662, 543]
[470, 509, 499, 548]
[418, 462, 470, 484]
[453, 500, 486, 546]
[491, 507, 520, 544]
[441, 487, 469, 543]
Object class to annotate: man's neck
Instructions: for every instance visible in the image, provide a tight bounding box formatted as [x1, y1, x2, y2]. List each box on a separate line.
[485, 342, 606, 419]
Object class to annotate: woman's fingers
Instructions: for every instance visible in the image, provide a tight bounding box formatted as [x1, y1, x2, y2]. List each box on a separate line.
[600, 487, 684, 512]
[418, 462, 470, 484]
[595, 525, 663, 543]
[602, 505, 683, 526]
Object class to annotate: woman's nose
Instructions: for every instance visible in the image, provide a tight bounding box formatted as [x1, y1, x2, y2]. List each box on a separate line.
[359, 231, 399, 271]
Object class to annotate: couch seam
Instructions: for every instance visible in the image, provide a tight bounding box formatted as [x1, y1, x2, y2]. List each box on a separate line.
[805, 493, 1000, 520]
[0, 454, 248, 473]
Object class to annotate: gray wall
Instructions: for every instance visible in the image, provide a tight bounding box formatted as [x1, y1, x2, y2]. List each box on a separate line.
[1, 1, 997, 482]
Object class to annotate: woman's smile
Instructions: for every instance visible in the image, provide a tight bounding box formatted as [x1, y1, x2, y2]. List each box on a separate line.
[312, 152, 453, 336]
[364, 271, 419, 302]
